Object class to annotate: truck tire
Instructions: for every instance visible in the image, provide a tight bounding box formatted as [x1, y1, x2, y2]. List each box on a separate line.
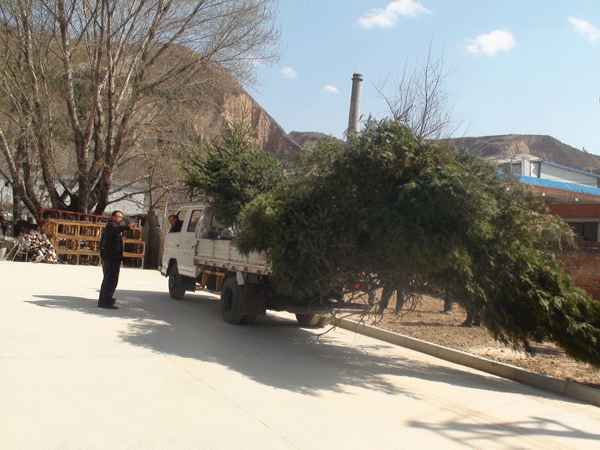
[168, 262, 186, 300]
[295, 314, 327, 327]
[241, 315, 257, 325]
[221, 277, 245, 324]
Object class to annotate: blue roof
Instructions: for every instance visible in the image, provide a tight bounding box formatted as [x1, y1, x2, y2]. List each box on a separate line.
[516, 174, 600, 197]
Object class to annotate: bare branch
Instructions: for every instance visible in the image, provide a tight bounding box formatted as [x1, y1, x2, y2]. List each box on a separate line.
[374, 43, 464, 140]
[0, 0, 281, 215]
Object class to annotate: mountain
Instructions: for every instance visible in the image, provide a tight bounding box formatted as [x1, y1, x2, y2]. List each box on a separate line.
[112, 63, 302, 183]
[285, 132, 600, 173]
[149, 63, 302, 162]
[287, 131, 345, 148]
[441, 134, 600, 172]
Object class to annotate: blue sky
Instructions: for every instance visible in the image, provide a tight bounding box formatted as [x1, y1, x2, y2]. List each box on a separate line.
[250, 0, 600, 155]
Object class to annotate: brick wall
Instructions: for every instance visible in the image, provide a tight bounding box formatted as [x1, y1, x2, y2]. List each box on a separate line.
[554, 248, 600, 300]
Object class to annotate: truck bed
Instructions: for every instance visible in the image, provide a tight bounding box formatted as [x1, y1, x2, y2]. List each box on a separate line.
[194, 239, 270, 275]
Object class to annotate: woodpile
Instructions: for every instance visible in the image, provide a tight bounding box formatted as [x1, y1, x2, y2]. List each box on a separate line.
[13, 231, 58, 263]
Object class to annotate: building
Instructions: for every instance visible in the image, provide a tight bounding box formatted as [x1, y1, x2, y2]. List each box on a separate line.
[490, 155, 600, 242]
[0, 173, 148, 220]
[485, 154, 600, 299]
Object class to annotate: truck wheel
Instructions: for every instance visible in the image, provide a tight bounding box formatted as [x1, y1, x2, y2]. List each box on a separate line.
[221, 277, 245, 324]
[295, 314, 327, 327]
[241, 315, 257, 325]
[168, 262, 186, 300]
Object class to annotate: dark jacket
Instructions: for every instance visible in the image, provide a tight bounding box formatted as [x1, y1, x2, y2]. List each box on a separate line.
[100, 221, 129, 261]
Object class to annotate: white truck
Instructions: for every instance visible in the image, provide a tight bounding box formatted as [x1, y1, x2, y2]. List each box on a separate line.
[160, 204, 363, 326]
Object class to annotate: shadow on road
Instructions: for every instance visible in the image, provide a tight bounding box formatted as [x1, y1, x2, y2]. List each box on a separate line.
[10, 256, 595, 447]
[407, 415, 600, 446]
[28, 288, 586, 408]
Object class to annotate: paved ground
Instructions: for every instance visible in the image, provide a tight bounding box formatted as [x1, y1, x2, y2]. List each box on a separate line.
[1, 261, 599, 450]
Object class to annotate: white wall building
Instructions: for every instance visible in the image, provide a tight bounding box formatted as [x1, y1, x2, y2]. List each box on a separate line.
[491, 154, 600, 188]
[0, 173, 148, 219]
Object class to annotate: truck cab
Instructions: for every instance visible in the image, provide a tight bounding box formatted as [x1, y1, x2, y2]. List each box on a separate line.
[161, 206, 205, 278]
[161, 204, 238, 298]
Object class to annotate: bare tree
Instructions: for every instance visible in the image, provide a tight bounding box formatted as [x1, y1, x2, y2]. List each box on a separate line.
[0, 0, 280, 215]
[374, 44, 463, 140]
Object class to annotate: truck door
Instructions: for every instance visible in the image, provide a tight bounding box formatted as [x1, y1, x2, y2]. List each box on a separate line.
[179, 208, 204, 276]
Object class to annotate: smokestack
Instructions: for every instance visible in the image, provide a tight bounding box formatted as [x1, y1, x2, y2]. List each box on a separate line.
[347, 73, 363, 138]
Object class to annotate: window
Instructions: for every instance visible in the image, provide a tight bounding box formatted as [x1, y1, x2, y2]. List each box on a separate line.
[170, 211, 184, 232]
[569, 222, 599, 242]
[187, 209, 203, 233]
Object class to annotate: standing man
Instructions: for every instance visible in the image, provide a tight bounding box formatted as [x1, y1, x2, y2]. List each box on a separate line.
[98, 210, 133, 309]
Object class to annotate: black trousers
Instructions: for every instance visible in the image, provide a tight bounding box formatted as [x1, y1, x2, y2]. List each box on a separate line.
[99, 258, 122, 306]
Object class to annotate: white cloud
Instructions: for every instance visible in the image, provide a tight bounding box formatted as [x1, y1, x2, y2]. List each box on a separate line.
[359, 0, 430, 29]
[465, 30, 515, 56]
[323, 85, 339, 94]
[281, 67, 297, 78]
[569, 17, 600, 42]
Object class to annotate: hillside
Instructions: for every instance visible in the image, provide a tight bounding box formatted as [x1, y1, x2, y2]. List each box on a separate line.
[287, 132, 600, 172]
[441, 134, 600, 172]
[288, 131, 345, 148]
[128, 63, 301, 162]
[112, 63, 302, 184]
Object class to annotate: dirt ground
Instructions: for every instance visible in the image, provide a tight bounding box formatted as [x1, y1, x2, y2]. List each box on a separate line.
[362, 294, 600, 390]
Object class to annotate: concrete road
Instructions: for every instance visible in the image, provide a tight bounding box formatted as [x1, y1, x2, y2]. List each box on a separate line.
[1, 261, 599, 450]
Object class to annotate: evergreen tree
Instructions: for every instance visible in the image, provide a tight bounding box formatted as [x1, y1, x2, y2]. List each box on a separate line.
[235, 119, 600, 366]
[181, 121, 286, 226]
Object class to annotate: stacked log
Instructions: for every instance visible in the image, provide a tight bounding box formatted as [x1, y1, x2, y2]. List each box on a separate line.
[14, 231, 58, 263]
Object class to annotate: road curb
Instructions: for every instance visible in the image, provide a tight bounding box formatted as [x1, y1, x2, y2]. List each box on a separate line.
[334, 317, 600, 408]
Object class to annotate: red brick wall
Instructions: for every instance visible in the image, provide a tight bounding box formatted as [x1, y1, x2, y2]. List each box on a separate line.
[548, 203, 600, 219]
[554, 249, 600, 300]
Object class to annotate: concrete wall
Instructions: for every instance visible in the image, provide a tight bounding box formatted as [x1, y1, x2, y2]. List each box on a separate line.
[540, 162, 599, 187]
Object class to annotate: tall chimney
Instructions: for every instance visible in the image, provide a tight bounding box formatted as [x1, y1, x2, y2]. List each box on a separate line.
[347, 73, 363, 138]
